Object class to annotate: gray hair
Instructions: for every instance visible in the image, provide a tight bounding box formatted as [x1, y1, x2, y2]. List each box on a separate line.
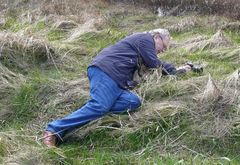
[147, 28, 170, 39]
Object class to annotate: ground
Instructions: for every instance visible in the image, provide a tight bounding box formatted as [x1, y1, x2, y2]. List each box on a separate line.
[0, 1, 240, 164]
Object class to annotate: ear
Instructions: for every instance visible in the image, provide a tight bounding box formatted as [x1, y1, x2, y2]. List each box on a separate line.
[153, 33, 161, 39]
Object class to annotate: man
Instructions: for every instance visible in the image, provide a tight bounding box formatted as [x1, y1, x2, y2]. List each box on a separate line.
[43, 29, 191, 147]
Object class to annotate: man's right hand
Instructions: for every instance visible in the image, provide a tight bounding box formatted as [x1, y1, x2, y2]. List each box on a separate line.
[177, 65, 192, 72]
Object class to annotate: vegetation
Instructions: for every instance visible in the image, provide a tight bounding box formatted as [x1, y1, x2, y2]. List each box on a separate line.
[0, 0, 239, 164]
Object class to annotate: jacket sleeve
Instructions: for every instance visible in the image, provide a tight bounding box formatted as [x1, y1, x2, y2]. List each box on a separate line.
[136, 37, 162, 68]
[161, 62, 177, 75]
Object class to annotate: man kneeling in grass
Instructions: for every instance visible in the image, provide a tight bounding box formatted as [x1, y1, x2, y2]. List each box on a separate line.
[43, 29, 192, 147]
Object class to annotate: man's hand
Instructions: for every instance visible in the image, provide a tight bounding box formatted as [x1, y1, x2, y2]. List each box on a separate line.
[177, 65, 192, 72]
[176, 62, 204, 75]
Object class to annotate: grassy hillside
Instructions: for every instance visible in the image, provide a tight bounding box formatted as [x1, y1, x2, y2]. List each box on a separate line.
[0, 0, 240, 164]
[123, 0, 240, 19]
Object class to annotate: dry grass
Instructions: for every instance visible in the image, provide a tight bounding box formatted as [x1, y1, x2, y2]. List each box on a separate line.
[155, 15, 230, 35]
[167, 16, 198, 32]
[53, 20, 77, 30]
[26, 77, 90, 133]
[176, 30, 232, 52]
[191, 72, 240, 138]
[66, 18, 101, 42]
[131, 69, 239, 139]
[222, 22, 240, 32]
[138, 101, 185, 120]
[0, 0, 239, 163]
[225, 69, 240, 89]
[0, 131, 55, 165]
[0, 32, 57, 72]
[211, 47, 240, 62]
[0, 64, 25, 97]
[197, 74, 221, 103]
[0, 64, 25, 121]
[39, 77, 89, 111]
[131, 0, 240, 19]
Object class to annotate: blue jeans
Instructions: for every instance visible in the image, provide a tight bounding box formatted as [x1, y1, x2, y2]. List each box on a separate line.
[46, 66, 141, 139]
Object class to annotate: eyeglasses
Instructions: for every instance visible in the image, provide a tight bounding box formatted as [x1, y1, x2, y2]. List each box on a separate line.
[159, 35, 168, 52]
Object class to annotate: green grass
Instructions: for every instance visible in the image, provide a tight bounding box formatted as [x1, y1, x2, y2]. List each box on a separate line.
[40, 151, 240, 165]
[0, 3, 240, 164]
[0, 17, 30, 32]
[61, 122, 165, 153]
[0, 17, 17, 30]
[12, 83, 39, 122]
[105, 12, 157, 31]
[143, 81, 179, 101]
[59, 149, 180, 165]
[10, 22, 30, 32]
[0, 141, 7, 158]
[186, 51, 239, 78]
[171, 28, 214, 40]
[31, 20, 47, 33]
[2, 71, 50, 129]
[161, 49, 239, 79]
[226, 30, 240, 44]
[47, 29, 68, 41]
[44, 146, 174, 165]
[42, 133, 240, 165]
[78, 29, 128, 55]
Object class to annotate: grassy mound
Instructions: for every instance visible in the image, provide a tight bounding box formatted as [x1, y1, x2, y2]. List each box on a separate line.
[0, 32, 57, 73]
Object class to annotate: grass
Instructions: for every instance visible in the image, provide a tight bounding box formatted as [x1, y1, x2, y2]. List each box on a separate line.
[12, 83, 39, 122]
[143, 80, 179, 101]
[226, 30, 240, 44]
[78, 29, 128, 55]
[0, 17, 17, 30]
[41, 125, 240, 164]
[43, 12, 240, 163]
[161, 49, 239, 79]
[1, 71, 49, 129]
[0, 1, 240, 164]
[0, 17, 30, 32]
[0, 141, 7, 158]
[3, 144, 237, 165]
[47, 29, 68, 41]
[32, 20, 47, 33]
[58, 148, 182, 165]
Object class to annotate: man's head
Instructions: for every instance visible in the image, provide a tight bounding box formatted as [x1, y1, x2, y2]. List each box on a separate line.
[149, 29, 170, 54]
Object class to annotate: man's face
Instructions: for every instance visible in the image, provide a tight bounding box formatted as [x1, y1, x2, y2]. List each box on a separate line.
[154, 34, 170, 54]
